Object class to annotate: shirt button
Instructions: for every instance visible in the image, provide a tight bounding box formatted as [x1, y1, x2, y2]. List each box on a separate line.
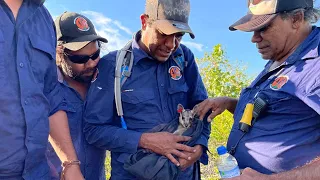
[19, 63, 24, 68]
[164, 107, 167, 109]
[24, 100, 28, 105]
[256, 86, 260, 89]
[160, 83, 164, 87]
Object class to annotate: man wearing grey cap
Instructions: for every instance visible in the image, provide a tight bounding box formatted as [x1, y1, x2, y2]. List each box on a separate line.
[84, 0, 211, 179]
[197, 0, 320, 179]
[46, 12, 108, 180]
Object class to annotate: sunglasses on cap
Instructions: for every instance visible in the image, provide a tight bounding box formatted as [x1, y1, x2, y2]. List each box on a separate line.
[64, 49, 100, 64]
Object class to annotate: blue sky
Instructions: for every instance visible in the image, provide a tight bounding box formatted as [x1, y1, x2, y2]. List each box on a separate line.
[45, 0, 320, 75]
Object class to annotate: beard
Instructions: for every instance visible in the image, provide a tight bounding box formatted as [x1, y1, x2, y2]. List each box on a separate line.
[73, 68, 97, 83]
[61, 61, 96, 84]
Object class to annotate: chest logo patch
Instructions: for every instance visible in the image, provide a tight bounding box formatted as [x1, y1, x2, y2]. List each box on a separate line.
[169, 66, 182, 80]
[270, 75, 289, 90]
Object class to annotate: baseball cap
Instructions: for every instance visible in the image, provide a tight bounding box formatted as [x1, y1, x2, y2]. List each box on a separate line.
[229, 0, 313, 32]
[145, 0, 195, 39]
[55, 12, 108, 51]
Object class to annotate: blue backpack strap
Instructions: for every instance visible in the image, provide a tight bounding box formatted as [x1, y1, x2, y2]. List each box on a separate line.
[172, 45, 187, 72]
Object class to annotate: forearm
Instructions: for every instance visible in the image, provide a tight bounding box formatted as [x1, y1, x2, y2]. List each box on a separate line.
[225, 97, 238, 114]
[49, 110, 78, 162]
[84, 122, 142, 153]
[269, 158, 320, 180]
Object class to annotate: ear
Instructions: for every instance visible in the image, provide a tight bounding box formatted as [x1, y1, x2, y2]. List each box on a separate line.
[140, 14, 149, 30]
[291, 10, 304, 29]
[177, 104, 184, 113]
[191, 104, 199, 115]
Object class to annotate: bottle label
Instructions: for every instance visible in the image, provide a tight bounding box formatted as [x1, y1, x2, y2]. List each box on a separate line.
[219, 166, 240, 178]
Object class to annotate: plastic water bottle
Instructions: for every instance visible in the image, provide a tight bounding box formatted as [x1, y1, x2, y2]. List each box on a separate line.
[216, 145, 240, 178]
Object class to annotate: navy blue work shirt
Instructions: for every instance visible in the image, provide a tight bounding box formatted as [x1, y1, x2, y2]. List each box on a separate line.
[84, 31, 210, 180]
[227, 27, 320, 174]
[0, 0, 66, 179]
[46, 69, 106, 180]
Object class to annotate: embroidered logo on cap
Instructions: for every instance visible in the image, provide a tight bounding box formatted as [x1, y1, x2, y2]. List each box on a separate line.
[74, 16, 90, 31]
[169, 66, 182, 80]
[270, 75, 289, 90]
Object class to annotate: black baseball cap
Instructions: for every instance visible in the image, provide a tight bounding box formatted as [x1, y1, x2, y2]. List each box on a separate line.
[55, 12, 108, 51]
[229, 0, 313, 32]
[145, 0, 195, 39]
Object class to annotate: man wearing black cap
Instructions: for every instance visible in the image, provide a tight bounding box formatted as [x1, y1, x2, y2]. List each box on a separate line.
[46, 12, 108, 180]
[197, 0, 320, 179]
[83, 0, 211, 179]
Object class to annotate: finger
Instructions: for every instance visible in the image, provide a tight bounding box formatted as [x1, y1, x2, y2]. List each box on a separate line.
[166, 153, 180, 166]
[171, 149, 191, 160]
[174, 135, 191, 142]
[207, 108, 224, 122]
[175, 143, 196, 153]
[197, 101, 211, 120]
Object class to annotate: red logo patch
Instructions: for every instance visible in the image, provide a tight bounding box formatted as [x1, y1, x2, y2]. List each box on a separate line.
[270, 75, 289, 90]
[74, 16, 90, 31]
[248, 0, 263, 6]
[169, 66, 182, 80]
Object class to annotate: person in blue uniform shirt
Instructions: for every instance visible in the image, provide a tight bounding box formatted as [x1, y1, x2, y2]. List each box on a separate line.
[46, 12, 108, 180]
[83, 0, 211, 179]
[0, 0, 84, 179]
[197, 0, 320, 179]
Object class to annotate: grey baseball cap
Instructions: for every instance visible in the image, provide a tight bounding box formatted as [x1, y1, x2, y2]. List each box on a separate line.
[145, 0, 195, 39]
[55, 12, 108, 51]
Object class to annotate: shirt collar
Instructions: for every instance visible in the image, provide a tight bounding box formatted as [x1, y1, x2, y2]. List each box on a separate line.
[131, 30, 154, 65]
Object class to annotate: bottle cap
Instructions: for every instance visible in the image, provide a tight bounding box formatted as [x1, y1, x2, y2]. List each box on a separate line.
[217, 145, 227, 155]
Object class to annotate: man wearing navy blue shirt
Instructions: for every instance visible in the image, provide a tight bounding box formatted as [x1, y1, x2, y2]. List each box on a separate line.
[198, 0, 320, 179]
[84, 0, 211, 179]
[46, 12, 108, 180]
[0, 0, 84, 179]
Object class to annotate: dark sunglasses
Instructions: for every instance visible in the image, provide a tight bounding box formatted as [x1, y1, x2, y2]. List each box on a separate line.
[64, 49, 100, 64]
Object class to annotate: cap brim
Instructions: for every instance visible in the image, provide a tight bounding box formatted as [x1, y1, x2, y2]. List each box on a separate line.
[154, 20, 195, 39]
[229, 13, 277, 32]
[63, 34, 108, 51]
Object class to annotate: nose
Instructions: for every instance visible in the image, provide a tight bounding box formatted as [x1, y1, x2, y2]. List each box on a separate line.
[251, 31, 263, 44]
[164, 35, 177, 51]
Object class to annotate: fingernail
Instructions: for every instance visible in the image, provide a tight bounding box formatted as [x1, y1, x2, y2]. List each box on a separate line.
[188, 157, 191, 160]
[177, 163, 180, 166]
[193, 149, 197, 152]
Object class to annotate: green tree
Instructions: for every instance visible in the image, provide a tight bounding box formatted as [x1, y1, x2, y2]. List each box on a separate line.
[197, 44, 251, 179]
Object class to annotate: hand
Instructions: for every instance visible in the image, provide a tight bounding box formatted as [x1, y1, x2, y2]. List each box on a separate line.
[223, 168, 270, 180]
[139, 132, 196, 166]
[178, 145, 203, 170]
[196, 97, 234, 122]
[63, 165, 85, 180]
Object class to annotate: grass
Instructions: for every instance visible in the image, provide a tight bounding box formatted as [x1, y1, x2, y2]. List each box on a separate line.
[104, 111, 234, 180]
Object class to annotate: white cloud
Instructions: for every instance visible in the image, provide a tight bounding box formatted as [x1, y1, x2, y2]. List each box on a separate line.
[80, 11, 132, 55]
[181, 41, 204, 52]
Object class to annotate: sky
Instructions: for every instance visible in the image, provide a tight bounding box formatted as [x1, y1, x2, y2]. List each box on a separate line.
[45, 0, 320, 75]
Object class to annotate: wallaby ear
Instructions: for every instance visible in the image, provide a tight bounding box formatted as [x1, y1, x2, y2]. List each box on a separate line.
[191, 104, 199, 115]
[177, 104, 184, 113]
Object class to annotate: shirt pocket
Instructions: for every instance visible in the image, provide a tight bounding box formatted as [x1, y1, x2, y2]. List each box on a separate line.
[0, 31, 4, 79]
[121, 88, 155, 115]
[64, 102, 81, 139]
[168, 82, 189, 107]
[28, 33, 55, 84]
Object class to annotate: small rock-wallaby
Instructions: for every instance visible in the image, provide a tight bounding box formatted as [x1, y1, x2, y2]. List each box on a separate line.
[173, 104, 198, 135]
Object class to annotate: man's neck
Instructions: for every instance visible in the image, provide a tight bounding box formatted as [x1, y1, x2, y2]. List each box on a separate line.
[4, 0, 23, 19]
[64, 75, 89, 101]
[275, 25, 313, 64]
